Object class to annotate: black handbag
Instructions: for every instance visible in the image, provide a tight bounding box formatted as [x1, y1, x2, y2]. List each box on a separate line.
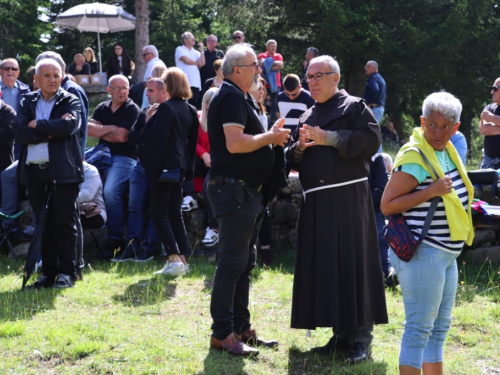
[383, 148, 439, 262]
[158, 168, 181, 183]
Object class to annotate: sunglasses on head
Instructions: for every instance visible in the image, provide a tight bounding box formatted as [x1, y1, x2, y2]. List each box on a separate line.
[492, 86, 500, 92]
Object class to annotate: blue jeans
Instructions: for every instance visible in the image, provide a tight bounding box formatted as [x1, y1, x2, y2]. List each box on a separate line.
[126, 162, 158, 253]
[268, 91, 279, 125]
[480, 150, 500, 169]
[389, 243, 460, 369]
[102, 155, 137, 241]
[371, 106, 384, 153]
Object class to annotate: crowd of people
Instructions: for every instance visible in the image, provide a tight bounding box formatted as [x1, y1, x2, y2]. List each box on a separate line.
[0, 28, 486, 373]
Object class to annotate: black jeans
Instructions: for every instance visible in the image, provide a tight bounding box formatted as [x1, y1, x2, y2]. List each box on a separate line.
[207, 182, 264, 339]
[149, 180, 189, 257]
[27, 166, 79, 279]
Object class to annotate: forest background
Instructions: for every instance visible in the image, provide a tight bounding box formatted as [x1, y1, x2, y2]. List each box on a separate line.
[1, 0, 500, 161]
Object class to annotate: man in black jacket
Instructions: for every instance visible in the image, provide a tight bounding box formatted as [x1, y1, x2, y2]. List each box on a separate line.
[0, 85, 15, 176]
[14, 58, 83, 289]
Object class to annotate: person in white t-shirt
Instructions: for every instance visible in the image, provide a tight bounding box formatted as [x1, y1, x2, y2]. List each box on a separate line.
[175, 32, 205, 109]
[142, 45, 166, 82]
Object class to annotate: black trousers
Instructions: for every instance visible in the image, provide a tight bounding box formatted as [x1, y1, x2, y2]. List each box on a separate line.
[207, 182, 264, 339]
[27, 166, 79, 279]
[188, 87, 201, 110]
[149, 180, 189, 257]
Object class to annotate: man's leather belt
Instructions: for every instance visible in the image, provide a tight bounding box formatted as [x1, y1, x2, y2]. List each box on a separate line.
[30, 162, 50, 169]
[208, 175, 262, 192]
[368, 103, 380, 108]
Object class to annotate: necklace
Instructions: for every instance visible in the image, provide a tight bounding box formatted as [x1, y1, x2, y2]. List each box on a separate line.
[443, 150, 450, 177]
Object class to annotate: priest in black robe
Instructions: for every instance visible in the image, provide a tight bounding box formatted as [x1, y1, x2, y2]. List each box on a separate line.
[286, 55, 388, 363]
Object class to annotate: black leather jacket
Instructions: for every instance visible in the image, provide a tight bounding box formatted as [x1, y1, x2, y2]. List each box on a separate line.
[14, 88, 84, 185]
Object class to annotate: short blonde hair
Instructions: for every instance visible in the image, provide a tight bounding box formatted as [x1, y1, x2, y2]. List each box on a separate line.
[162, 67, 192, 99]
[151, 63, 167, 78]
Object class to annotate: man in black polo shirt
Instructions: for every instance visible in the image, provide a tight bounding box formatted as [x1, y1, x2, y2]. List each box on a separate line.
[479, 77, 500, 169]
[207, 43, 290, 356]
[199, 34, 224, 88]
[87, 75, 140, 259]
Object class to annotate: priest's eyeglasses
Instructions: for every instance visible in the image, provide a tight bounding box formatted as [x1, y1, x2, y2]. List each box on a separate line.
[306, 72, 334, 82]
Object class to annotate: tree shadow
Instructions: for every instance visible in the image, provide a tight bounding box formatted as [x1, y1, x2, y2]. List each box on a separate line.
[197, 347, 253, 375]
[287, 346, 389, 375]
[111, 277, 177, 307]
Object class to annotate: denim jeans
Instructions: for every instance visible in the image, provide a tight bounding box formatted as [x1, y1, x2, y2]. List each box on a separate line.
[102, 155, 137, 241]
[371, 106, 384, 153]
[126, 162, 158, 253]
[207, 182, 264, 339]
[268, 91, 279, 125]
[390, 243, 460, 369]
[480, 150, 500, 169]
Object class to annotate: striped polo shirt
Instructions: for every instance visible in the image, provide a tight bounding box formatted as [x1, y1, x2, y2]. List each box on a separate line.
[395, 149, 468, 253]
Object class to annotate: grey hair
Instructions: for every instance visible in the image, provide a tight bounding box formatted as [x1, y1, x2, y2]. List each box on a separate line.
[35, 58, 62, 75]
[266, 39, 277, 46]
[422, 92, 462, 124]
[309, 55, 341, 77]
[181, 31, 193, 41]
[108, 74, 129, 87]
[307, 47, 319, 57]
[36, 51, 66, 74]
[366, 60, 378, 70]
[142, 45, 159, 58]
[200, 87, 218, 132]
[207, 34, 218, 42]
[222, 43, 256, 77]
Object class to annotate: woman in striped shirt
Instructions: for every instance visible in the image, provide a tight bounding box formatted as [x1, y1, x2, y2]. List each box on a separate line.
[381, 92, 474, 375]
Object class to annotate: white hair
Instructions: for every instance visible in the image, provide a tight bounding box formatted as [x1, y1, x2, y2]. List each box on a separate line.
[266, 39, 277, 46]
[108, 74, 129, 87]
[36, 52, 66, 73]
[367, 60, 378, 70]
[309, 55, 341, 77]
[422, 92, 462, 124]
[200, 87, 218, 132]
[142, 45, 159, 58]
[222, 43, 256, 77]
[35, 59, 62, 75]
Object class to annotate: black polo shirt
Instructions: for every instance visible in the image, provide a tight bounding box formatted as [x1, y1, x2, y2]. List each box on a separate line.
[483, 103, 500, 159]
[208, 79, 274, 185]
[200, 49, 224, 87]
[92, 98, 140, 159]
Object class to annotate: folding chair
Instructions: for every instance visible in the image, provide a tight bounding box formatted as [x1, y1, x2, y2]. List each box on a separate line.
[84, 225, 109, 265]
[0, 210, 25, 261]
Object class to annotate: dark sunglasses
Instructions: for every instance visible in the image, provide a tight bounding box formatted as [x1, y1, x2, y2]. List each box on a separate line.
[492, 86, 499, 92]
[142, 52, 152, 57]
[1, 66, 19, 72]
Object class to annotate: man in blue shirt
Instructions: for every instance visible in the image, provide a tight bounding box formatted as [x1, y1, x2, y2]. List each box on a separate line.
[363, 60, 386, 124]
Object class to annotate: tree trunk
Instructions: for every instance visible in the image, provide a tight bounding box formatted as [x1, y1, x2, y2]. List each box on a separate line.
[134, 0, 149, 83]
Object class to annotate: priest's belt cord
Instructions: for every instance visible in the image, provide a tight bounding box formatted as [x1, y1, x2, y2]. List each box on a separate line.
[303, 177, 368, 201]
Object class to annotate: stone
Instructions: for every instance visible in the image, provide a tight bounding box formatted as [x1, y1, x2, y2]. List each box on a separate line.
[271, 224, 290, 250]
[11, 242, 30, 258]
[464, 246, 500, 266]
[278, 174, 303, 196]
[471, 229, 497, 249]
[273, 199, 299, 225]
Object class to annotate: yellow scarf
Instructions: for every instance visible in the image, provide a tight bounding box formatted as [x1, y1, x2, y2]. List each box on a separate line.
[392, 128, 474, 245]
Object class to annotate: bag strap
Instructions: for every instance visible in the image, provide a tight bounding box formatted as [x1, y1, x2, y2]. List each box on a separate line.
[404, 147, 440, 240]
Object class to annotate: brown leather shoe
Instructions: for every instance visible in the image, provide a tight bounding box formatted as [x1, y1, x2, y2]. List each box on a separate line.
[210, 332, 259, 356]
[240, 329, 279, 348]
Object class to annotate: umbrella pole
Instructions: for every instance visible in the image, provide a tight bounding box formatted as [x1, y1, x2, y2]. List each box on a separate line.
[98, 30, 102, 73]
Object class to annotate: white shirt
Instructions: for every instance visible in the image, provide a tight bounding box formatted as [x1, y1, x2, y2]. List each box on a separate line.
[175, 45, 202, 89]
[143, 57, 167, 81]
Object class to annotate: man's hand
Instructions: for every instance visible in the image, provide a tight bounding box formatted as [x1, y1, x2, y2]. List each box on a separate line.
[481, 110, 497, 124]
[28, 120, 37, 129]
[61, 113, 73, 120]
[146, 103, 160, 122]
[198, 42, 204, 51]
[202, 152, 211, 167]
[269, 118, 290, 147]
[298, 124, 326, 150]
[89, 119, 102, 126]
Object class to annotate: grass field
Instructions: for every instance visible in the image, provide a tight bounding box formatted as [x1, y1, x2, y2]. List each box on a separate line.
[1, 249, 499, 374]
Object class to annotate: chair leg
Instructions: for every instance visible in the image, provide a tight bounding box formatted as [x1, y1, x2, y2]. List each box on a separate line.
[86, 227, 108, 265]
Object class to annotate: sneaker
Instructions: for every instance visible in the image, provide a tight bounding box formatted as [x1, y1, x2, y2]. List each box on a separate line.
[181, 196, 199, 212]
[135, 249, 154, 263]
[153, 261, 187, 276]
[17, 224, 35, 241]
[201, 228, 219, 247]
[111, 247, 137, 262]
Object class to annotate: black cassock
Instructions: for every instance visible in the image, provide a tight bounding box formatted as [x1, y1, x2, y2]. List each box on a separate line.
[287, 90, 388, 330]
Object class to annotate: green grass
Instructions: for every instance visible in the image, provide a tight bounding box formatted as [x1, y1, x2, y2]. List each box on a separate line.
[0, 251, 499, 374]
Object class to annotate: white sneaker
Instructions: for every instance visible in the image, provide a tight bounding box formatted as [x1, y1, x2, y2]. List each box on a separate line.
[181, 196, 199, 212]
[153, 261, 187, 276]
[202, 228, 219, 247]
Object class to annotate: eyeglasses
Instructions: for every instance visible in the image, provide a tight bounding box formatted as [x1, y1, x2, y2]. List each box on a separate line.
[306, 72, 335, 82]
[233, 35, 242, 40]
[284, 89, 301, 99]
[142, 52, 152, 58]
[238, 61, 259, 70]
[492, 86, 499, 92]
[1, 66, 19, 72]
[109, 87, 129, 92]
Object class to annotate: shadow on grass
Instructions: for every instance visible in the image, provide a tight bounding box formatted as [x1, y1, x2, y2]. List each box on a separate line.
[112, 277, 177, 307]
[198, 347, 249, 375]
[287, 346, 388, 375]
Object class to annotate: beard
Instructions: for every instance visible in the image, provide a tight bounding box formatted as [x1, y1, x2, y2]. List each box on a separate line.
[250, 74, 260, 91]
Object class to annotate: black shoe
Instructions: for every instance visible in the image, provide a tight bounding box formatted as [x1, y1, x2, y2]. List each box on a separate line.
[111, 247, 137, 262]
[345, 341, 371, 363]
[261, 250, 273, 266]
[32, 275, 56, 289]
[312, 336, 352, 355]
[134, 249, 154, 263]
[53, 274, 75, 288]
